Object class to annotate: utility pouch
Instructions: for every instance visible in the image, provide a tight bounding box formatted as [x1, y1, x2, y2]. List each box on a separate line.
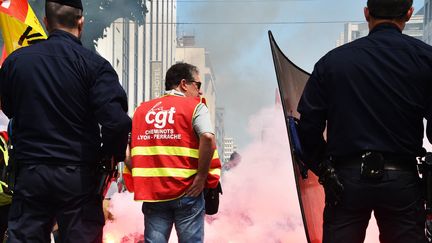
[421, 153, 432, 214]
[204, 182, 223, 215]
[361, 151, 385, 179]
[6, 145, 16, 192]
[96, 157, 118, 199]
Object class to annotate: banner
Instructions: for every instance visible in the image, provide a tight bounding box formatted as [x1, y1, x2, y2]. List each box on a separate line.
[268, 30, 325, 243]
[0, 0, 47, 64]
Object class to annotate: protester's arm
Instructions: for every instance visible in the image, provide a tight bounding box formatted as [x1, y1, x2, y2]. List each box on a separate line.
[185, 132, 214, 197]
[124, 143, 132, 170]
[90, 60, 132, 162]
[185, 103, 214, 197]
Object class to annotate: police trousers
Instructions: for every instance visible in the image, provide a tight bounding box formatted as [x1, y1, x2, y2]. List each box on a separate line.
[7, 163, 105, 243]
[323, 167, 427, 243]
[0, 204, 9, 242]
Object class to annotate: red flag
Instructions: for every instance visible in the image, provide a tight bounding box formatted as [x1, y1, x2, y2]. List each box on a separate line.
[0, 0, 47, 65]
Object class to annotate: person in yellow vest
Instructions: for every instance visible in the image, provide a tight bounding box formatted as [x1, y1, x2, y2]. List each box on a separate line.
[0, 131, 10, 243]
[128, 62, 221, 243]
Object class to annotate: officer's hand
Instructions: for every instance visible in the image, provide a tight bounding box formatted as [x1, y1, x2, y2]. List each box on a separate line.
[318, 160, 344, 206]
[185, 174, 206, 197]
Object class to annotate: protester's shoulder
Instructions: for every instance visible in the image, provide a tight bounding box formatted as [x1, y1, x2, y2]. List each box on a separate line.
[183, 96, 202, 103]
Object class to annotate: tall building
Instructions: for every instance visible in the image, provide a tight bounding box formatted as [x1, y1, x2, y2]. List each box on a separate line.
[405, 7, 424, 40]
[335, 22, 368, 46]
[337, 7, 424, 46]
[215, 107, 225, 160]
[424, 0, 432, 44]
[176, 35, 225, 157]
[222, 137, 237, 163]
[96, 0, 177, 115]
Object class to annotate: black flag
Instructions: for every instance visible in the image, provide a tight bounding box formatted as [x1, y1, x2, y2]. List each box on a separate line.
[269, 30, 324, 243]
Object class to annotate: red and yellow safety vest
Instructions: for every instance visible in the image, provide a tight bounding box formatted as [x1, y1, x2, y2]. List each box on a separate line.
[0, 131, 11, 206]
[127, 95, 221, 202]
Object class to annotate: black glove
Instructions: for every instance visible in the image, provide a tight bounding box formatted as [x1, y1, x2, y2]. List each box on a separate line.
[318, 160, 344, 206]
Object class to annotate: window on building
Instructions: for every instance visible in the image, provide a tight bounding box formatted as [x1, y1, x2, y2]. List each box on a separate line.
[406, 23, 423, 31]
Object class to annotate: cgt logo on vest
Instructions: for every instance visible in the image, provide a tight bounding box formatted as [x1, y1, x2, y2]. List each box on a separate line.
[145, 101, 176, 129]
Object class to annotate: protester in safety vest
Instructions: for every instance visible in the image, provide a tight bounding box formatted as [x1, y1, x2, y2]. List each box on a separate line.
[0, 131, 10, 243]
[127, 62, 221, 243]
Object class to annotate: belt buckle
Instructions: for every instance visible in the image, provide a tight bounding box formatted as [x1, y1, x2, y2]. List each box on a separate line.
[360, 151, 384, 179]
[360, 152, 371, 175]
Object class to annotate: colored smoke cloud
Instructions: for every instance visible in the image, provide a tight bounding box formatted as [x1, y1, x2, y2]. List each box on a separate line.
[104, 104, 384, 242]
[204, 105, 304, 242]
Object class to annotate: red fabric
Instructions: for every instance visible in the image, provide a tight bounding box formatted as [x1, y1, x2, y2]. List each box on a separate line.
[131, 95, 220, 201]
[0, 131, 8, 142]
[122, 167, 134, 192]
[0, 45, 7, 66]
[0, 0, 28, 22]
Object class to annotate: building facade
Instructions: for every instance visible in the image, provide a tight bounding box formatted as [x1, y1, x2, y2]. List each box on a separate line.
[222, 137, 237, 163]
[176, 35, 227, 159]
[215, 107, 225, 160]
[96, 0, 177, 115]
[424, 0, 432, 44]
[176, 35, 218, 129]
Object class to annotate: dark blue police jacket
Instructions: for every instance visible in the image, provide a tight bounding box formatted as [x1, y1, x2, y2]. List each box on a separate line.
[0, 30, 131, 164]
[297, 23, 432, 168]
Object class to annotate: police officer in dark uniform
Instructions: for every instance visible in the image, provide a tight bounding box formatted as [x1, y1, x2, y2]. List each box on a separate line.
[297, 0, 431, 243]
[0, 0, 131, 242]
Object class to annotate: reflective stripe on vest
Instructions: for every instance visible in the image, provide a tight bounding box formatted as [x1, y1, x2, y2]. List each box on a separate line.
[0, 133, 10, 206]
[131, 95, 221, 201]
[122, 166, 134, 192]
[0, 181, 6, 191]
[132, 146, 221, 180]
[132, 167, 221, 178]
[132, 146, 220, 160]
[0, 179, 11, 206]
[0, 136, 8, 166]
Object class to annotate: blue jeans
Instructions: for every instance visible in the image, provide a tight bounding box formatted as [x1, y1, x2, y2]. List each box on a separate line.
[142, 193, 205, 243]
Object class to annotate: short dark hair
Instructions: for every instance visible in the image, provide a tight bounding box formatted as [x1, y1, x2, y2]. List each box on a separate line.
[165, 63, 199, 91]
[45, 2, 83, 29]
[367, 0, 413, 19]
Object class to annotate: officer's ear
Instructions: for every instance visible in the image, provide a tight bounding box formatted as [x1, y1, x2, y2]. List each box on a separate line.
[43, 16, 51, 33]
[405, 7, 414, 22]
[364, 7, 370, 22]
[77, 16, 84, 37]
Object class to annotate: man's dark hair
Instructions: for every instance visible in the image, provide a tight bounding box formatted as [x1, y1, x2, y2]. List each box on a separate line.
[367, 0, 413, 19]
[45, 2, 83, 29]
[165, 63, 199, 90]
